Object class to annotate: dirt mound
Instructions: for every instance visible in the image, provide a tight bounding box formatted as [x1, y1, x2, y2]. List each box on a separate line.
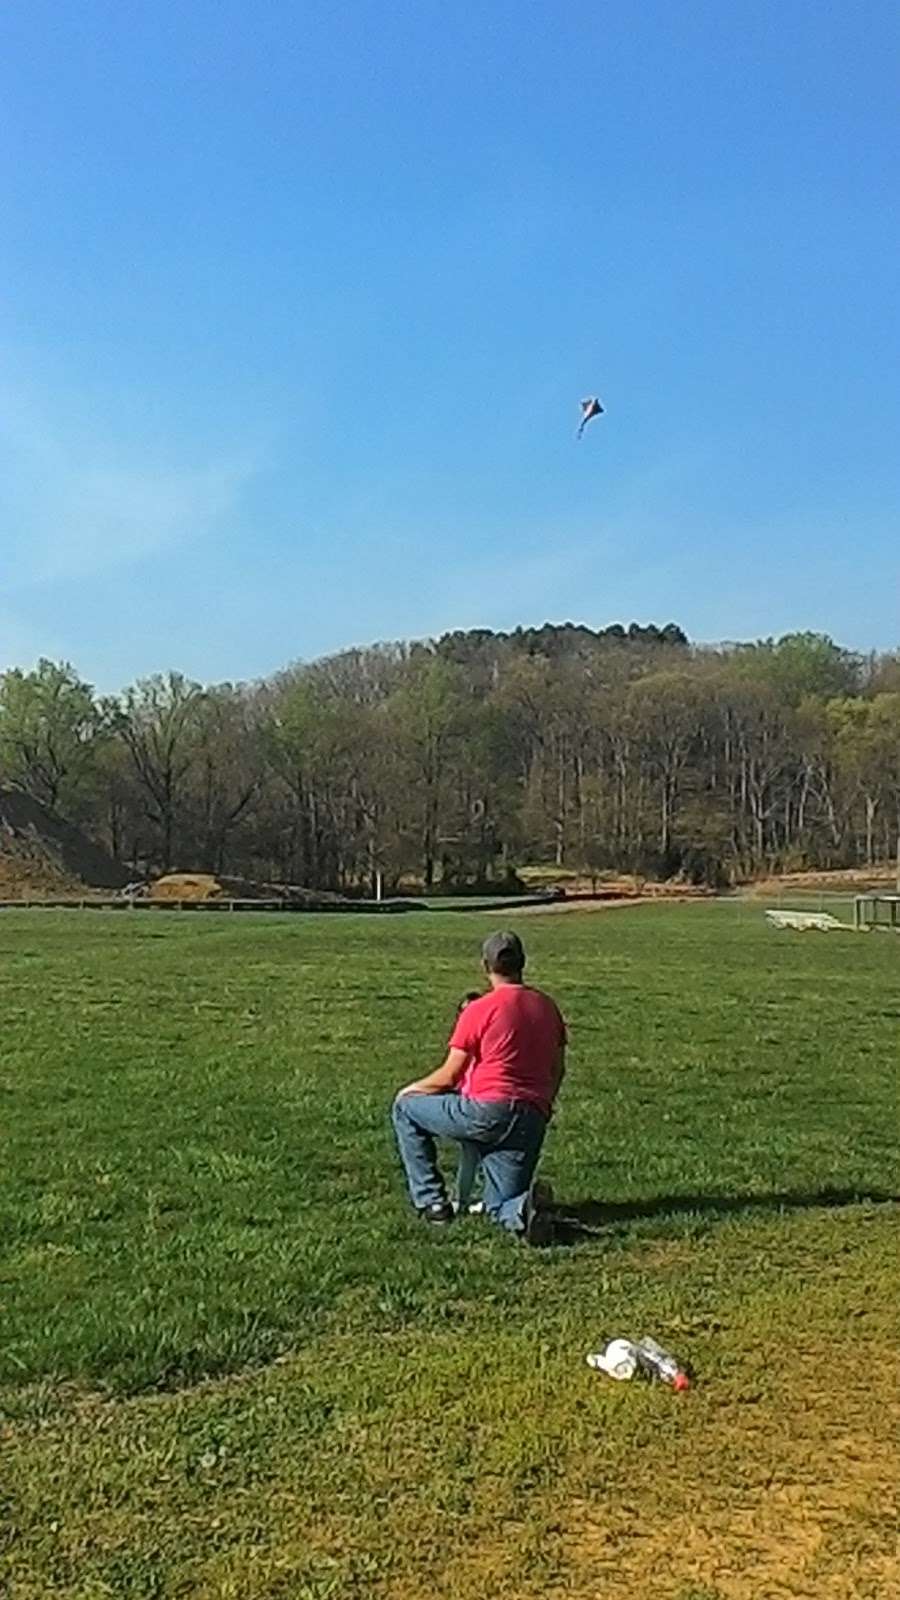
[0, 842, 82, 898]
[149, 873, 235, 902]
[0, 787, 129, 895]
[148, 873, 346, 906]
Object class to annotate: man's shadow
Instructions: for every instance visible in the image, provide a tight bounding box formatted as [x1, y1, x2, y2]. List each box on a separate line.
[549, 1185, 899, 1245]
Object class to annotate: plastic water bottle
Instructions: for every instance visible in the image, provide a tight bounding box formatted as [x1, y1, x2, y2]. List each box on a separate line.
[634, 1336, 690, 1391]
[586, 1338, 638, 1380]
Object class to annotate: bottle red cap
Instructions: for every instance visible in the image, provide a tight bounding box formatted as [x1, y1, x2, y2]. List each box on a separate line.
[673, 1372, 690, 1392]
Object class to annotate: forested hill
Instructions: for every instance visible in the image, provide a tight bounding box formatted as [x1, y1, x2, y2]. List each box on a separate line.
[434, 620, 688, 663]
[0, 623, 898, 891]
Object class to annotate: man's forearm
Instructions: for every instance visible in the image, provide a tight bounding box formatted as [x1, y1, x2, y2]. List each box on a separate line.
[406, 1062, 460, 1094]
[397, 1048, 469, 1097]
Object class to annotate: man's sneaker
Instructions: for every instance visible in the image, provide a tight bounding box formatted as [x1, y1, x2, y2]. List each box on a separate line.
[531, 1178, 555, 1210]
[522, 1188, 555, 1247]
[419, 1201, 454, 1226]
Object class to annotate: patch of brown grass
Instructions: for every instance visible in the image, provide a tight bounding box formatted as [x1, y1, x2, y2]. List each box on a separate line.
[750, 866, 899, 897]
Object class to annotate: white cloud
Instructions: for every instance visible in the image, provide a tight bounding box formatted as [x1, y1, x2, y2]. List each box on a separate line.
[0, 384, 257, 588]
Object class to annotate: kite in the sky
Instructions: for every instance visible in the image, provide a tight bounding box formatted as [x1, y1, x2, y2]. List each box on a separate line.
[577, 396, 604, 438]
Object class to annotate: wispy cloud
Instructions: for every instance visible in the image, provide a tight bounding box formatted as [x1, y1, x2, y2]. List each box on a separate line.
[0, 385, 257, 588]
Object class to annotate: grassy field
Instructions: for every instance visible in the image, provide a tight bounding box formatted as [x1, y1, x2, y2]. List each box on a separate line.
[1, 903, 898, 1599]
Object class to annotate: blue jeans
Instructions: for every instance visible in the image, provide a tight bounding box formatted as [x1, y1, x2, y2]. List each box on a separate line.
[392, 1093, 547, 1234]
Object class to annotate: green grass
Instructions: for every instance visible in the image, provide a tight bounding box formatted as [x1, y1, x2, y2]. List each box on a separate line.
[1, 904, 899, 1598]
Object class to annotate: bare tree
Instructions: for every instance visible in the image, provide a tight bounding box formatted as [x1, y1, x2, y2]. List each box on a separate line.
[114, 673, 205, 870]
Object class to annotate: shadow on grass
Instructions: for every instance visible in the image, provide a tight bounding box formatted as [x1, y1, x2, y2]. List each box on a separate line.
[550, 1185, 900, 1244]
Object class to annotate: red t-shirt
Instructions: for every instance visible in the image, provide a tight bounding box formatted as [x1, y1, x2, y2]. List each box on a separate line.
[449, 983, 566, 1119]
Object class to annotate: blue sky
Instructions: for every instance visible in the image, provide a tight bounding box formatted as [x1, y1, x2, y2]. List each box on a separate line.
[1, 0, 898, 689]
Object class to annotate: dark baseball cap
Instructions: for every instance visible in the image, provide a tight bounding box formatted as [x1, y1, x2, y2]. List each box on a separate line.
[481, 930, 526, 974]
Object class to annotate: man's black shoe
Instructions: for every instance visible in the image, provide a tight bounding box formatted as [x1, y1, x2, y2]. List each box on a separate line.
[523, 1187, 555, 1246]
[419, 1201, 454, 1226]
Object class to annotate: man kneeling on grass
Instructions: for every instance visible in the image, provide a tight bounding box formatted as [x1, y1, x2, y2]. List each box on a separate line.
[392, 931, 566, 1245]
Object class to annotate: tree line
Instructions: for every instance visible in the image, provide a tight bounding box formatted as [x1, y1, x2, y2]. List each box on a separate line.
[1, 622, 899, 890]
